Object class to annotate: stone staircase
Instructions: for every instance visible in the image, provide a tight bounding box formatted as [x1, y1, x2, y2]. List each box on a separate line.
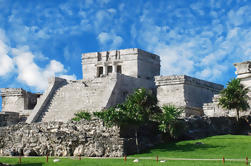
[26, 77, 67, 123]
[37, 76, 117, 122]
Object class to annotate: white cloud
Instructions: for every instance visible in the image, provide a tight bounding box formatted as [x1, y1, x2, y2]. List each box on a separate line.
[13, 47, 47, 90]
[155, 43, 195, 76]
[12, 46, 75, 91]
[0, 46, 14, 76]
[0, 30, 14, 76]
[97, 32, 123, 49]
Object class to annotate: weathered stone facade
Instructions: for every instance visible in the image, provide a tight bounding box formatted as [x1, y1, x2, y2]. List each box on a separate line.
[0, 48, 225, 123]
[1, 88, 40, 117]
[0, 119, 161, 157]
[0, 112, 20, 127]
[155, 75, 223, 117]
[82, 48, 160, 80]
[181, 115, 251, 140]
[0, 119, 123, 157]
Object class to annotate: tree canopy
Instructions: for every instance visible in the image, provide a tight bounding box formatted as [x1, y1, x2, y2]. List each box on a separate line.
[94, 88, 159, 127]
[218, 78, 250, 121]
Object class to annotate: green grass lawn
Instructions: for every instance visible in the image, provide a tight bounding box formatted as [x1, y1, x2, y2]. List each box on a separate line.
[1, 135, 251, 166]
[0, 157, 246, 166]
[132, 134, 251, 159]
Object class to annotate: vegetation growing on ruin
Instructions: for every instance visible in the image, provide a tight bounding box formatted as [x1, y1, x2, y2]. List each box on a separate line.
[218, 78, 250, 121]
[71, 111, 92, 121]
[154, 105, 182, 137]
[72, 88, 183, 152]
[94, 88, 160, 153]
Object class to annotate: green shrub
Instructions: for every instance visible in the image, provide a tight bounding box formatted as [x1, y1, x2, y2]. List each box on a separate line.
[72, 111, 92, 121]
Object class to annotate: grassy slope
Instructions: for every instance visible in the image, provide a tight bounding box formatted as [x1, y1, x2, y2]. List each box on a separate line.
[0, 135, 251, 166]
[132, 134, 251, 159]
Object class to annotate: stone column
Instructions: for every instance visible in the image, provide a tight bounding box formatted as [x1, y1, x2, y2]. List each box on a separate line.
[103, 65, 108, 75]
[234, 61, 251, 89]
[112, 64, 117, 73]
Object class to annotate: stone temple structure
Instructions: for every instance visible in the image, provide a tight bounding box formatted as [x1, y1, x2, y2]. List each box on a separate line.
[2, 48, 245, 125]
[203, 61, 251, 117]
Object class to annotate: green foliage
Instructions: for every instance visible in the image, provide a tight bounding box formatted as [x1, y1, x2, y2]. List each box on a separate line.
[219, 78, 250, 121]
[154, 105, 183, 138]
[94, 89, 182, 138]
[93, 106, 126, 127]
[94, 88, 159, 153]
[121, 88, 159, 125]
[72, 111, 92, 121]
[94, 88, 159, 127]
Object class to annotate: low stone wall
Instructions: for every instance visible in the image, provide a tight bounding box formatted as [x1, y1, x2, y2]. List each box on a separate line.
[0, 119, 124, 157]
[0, 119, 162, 157]
[1, 116, 250, 157]
[181, 116, 251, 140]
[0, 112, 20, 127]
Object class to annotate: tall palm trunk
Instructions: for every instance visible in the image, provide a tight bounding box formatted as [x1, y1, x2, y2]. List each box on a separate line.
[236, 109, 240, 122]
[135, 128, 139, 153]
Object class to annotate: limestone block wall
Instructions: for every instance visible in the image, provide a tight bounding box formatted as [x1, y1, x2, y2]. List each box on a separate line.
[1, 89, 25, 113]
[183, 76, 223, 108]
[155, 75, 223, 117]
[82, 48, 160, 81]
[1, 88, 40, 116]
[137, 49, 160, 80]
[0, 112, 20, 127]
[105, 74, 156, 108]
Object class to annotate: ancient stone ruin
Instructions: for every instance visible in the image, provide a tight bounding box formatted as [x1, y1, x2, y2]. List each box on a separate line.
[0, 48, 225, 123]
[203, 61, 251, 117]
[0, 48, 251, 157]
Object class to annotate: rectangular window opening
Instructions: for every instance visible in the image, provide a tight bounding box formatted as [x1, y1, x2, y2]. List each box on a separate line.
[97, 54, 102, 61]
[107, 66, 112, 74]
[117, 65, 122, 74]
[98, 67, 103, 77]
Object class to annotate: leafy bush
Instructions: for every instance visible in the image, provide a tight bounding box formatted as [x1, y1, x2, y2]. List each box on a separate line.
[155, 105, 182, 133]
[72, 111, 92, 121]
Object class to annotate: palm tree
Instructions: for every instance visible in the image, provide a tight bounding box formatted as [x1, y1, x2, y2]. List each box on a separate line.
[218, 78, 250, 122]
[94, 88, 159, 153]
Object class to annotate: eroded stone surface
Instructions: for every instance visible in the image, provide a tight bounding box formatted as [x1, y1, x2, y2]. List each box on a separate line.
[0, 119, 123, 157]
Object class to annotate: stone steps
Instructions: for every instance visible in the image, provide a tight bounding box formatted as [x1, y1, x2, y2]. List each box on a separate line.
[38, 79, 110, 122]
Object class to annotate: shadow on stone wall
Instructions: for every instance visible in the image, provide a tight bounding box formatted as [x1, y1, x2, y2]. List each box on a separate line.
[180, 116, 251, 140]
[0, 116, 250, 157]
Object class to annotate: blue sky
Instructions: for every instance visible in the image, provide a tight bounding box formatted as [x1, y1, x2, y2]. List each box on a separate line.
[0, 0, 251, 110]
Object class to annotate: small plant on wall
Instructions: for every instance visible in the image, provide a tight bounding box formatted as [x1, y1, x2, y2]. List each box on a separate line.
[72, 111, 92, 121]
